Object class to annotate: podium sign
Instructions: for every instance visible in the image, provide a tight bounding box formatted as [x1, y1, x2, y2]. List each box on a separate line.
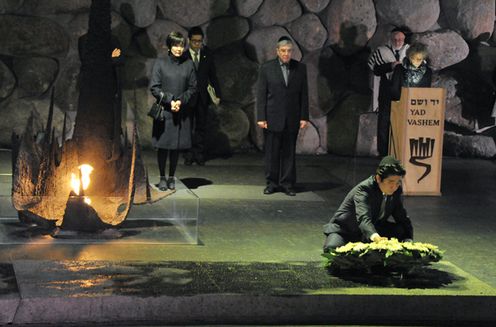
[389, 87, 446, 196]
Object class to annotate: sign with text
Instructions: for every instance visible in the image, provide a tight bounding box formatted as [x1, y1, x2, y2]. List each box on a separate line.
[389, 87, 446, 196]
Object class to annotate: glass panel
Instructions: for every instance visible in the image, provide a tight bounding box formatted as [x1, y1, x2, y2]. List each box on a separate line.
[0, 174, 199, 245]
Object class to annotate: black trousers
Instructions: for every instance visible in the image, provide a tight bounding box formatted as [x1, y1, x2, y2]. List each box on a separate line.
[187, 99, 208, 161]
[377, 96, 391, 157]
[264, 128, 298, 189]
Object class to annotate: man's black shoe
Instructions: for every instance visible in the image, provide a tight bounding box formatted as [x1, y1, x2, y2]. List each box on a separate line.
[263, 186, 276, 195]
[282, 187, 296, 196]
[184, 158, 194, 166]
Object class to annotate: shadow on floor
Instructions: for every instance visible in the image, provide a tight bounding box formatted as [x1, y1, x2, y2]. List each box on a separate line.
[328, 266, 460, 289]
[0, 263, 17, 295]
[4, 219, 191, 241]
[5, 222, 141, 240]
[180, 177, 213, 189]
[295, 181, 343, 193]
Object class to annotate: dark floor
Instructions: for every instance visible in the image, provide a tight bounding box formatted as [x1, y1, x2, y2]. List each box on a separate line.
[2, 149, 495, 286]
[139, 151, 496, 288]
[184, 152, 495, 288]
[0, 149, 495, 326]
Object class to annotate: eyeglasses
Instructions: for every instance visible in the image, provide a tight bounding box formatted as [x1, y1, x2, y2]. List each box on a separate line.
[190, 39, 203, 44]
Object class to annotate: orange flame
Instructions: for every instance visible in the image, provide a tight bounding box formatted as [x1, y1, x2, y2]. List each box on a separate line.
[79, 164, 93, 191]
[70, 164, 94, 204]
[70, 173, 81, 196]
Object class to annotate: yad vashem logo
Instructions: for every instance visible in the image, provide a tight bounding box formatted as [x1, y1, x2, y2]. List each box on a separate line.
[409, 137, 435, 183]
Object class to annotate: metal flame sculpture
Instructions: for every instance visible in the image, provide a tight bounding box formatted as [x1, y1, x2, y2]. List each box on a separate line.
[11, 0, 169, 231]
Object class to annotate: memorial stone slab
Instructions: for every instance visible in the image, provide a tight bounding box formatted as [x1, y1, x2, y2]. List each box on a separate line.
[232, 0, 263, 18]
[112, 0, 157, 28]
[157, 0, 230, 28]
[287, 13, 327, 52]
[0, 61, 15, 99]
[251, 0, 302, 27]
[411, 30, 469, 71]
[0, 15, 69, 57]
[322, 0, 377, 55]
[440, 0, 495, 41]
[13, 57, 58, 98]
[375, 0, 440, 33]
[206, 16, 250, 50]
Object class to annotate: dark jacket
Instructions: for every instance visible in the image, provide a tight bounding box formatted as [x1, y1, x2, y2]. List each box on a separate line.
[323, 176, 413, 241]
[390, 61, 432, 101]
[149, 54, 197, 149]
[187, 46, 221, 106]
[256, 59, 309, 132]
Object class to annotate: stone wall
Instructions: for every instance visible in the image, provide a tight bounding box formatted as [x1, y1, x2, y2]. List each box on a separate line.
[1, 0, 495, 158]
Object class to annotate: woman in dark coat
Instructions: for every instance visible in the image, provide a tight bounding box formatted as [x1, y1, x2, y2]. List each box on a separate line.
[150, 32, 197, 190]
[390, 42, 432, 101]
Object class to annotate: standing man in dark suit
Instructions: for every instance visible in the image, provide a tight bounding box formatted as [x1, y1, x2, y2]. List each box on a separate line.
[256, 36, 309, 196]
[322, 156, 414, 252]
[184, 26, 222, 166]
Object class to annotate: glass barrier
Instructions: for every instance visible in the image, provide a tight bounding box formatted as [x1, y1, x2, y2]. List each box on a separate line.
[0, 174, 199, 245]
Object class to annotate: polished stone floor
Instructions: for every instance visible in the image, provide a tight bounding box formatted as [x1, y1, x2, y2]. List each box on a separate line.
[0, 149, 495, 325]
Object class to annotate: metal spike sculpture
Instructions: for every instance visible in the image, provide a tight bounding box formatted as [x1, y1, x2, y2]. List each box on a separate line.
[11, 0, 170, 231]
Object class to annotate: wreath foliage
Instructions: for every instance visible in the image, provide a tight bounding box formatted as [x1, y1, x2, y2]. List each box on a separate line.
[322, 238, 443, 272]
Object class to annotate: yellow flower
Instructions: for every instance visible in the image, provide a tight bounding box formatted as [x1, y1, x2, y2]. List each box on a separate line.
[335, 242, 356, 253]
[369, 242, 389, 250]
[326, 239, 443, 271]
[352, 243, 369, 252]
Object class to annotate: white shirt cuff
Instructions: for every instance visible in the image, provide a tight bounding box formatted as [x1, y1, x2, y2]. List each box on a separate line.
[370, 233, 380, 241]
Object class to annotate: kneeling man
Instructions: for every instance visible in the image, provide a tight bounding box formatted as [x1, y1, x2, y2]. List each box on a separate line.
[323, 156, 413, 252]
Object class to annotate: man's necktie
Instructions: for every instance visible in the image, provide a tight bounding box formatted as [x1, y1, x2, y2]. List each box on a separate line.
[394, 50, 400, 61]
[282, 64, 289, 86]
[193, 52, 199, 69]
[378, 195, 388, 220]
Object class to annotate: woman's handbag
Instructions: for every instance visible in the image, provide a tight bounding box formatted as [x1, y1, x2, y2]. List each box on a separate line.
[147, 92, 165, 120]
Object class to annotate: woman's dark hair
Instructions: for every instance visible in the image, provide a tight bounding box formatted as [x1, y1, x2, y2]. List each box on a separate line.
[376, 156, 406, 180]
[166, 31, 185, 49]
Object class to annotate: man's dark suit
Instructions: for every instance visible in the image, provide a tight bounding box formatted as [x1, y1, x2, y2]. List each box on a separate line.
[323, 176, 413, 249]
[186, 46, 221, 162]
[256, 58, 309, 189]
